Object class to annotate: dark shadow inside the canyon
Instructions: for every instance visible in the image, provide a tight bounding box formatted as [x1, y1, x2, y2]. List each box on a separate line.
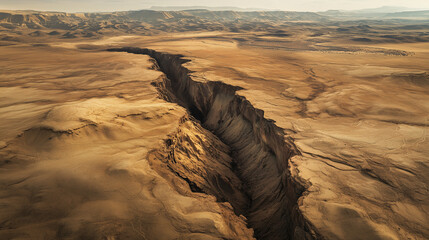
[108, 47, 319, 240]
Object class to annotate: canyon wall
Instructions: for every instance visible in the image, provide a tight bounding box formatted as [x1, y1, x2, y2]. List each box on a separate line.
[109, 47, 320, 240]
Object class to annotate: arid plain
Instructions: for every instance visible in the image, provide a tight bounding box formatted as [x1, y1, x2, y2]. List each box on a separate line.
[1, 10, 429, 240]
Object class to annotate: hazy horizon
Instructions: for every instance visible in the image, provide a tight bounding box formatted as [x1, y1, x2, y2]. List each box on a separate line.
[1, 0, 429, 13]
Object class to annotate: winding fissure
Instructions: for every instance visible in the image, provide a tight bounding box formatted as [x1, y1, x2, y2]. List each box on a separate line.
[108, 47, 319, 240]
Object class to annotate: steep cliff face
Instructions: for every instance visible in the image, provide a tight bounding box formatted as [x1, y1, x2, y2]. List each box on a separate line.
[148, 115, 251, 216]
[108, 47, 319, 240]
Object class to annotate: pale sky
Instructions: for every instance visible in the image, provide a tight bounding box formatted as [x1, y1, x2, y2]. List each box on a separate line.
[1, 0, 429, 12]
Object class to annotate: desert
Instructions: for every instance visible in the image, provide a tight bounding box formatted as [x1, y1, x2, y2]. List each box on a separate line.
[0, 5, 428, 240]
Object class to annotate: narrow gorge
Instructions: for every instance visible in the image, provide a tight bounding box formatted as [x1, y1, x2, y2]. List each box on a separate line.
[107, 47, 320, 240]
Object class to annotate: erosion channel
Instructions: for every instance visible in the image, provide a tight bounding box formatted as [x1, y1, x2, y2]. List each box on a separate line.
[108, 47, 320, 240]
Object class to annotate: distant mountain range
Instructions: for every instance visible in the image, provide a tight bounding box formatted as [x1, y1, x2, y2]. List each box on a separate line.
[0, 9, 327, 34]
[148, 6, 275, 11]
[318, 6, 429, 19]
[349, 6, 416, 13]
[148, 5, 429, 14]
[385, 10, 429, 18]
[1, 6, 428, 34]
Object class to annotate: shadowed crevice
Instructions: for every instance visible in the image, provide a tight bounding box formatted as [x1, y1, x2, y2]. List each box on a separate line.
[108, 47, 320, 240]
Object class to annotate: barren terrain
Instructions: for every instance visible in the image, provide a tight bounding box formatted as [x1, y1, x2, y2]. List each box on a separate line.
[0, 9, 428, 240]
